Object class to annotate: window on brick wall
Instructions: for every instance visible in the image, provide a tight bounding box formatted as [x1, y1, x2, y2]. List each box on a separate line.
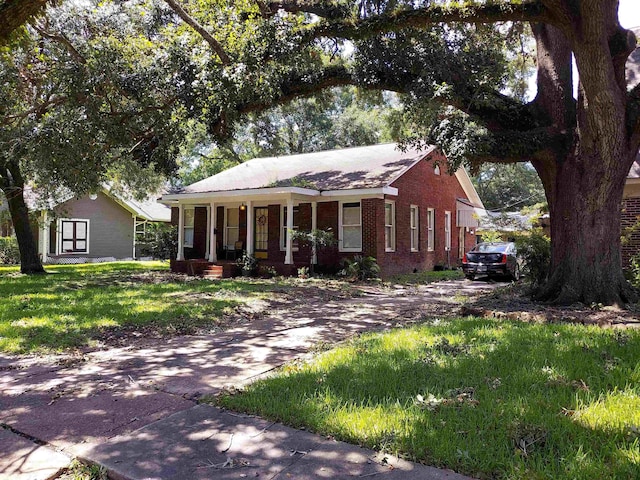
[385, 201, 396, 252]
[183, 207, 195, 248]
[280, 205, 299, 251]
[410, 205, 419, 252]
[427, 208, 435, 251]
[225, 207, 239, 249]
[340, 201, 362, 252]
[444, 211, 452, 251]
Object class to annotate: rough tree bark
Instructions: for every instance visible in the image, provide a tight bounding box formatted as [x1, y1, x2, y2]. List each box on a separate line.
[0, 161, 45, 274]
[528, 3, 639, 304]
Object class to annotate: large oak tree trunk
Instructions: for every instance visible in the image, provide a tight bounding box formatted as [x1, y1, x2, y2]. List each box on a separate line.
[530, 17, 639, 305]
[537, 150, 637, 305]
[0, 161, 45, 274]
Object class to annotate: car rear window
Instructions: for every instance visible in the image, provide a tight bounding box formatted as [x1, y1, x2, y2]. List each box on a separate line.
[472, 244, 508, 253]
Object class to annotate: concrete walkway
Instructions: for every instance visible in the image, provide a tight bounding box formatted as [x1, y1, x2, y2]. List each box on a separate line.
[0, 280, 497, 479]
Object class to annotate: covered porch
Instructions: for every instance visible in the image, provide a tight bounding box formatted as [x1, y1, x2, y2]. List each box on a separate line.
[163, 187, 326, 277]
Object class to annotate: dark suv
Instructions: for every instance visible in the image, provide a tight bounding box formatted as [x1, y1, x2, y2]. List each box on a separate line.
[462, 242, 520, 281]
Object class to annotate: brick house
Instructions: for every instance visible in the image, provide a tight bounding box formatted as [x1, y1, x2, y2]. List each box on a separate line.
[161, 143, 484, 278]
[622, 154, 640, 267]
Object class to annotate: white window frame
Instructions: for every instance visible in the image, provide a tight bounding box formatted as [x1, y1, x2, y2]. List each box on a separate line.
[280, 204, 300, 251]
[427, 208, 435, 252]
[339, 200, 362, 252]
[434, 165, 441, 175]
[444, 211, 452, 251]
[224, 207, 240, 249]
[57, 218, 90, 255]
[384, 200, 396, 252]
[410, 205, 419, 252]
[183, 207, 195, 248]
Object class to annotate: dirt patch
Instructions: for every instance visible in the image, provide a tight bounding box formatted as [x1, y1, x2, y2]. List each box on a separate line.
[460, 283, 640, 328]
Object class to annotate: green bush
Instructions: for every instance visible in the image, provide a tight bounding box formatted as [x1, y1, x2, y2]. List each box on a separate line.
[0, 236, 20, 265]
[236, 252, 258, 276]
[514, 229, 550, 286]
[340, 255, 380, 281]
[139, 223, 177, 260]
[627, 254, 640, 288]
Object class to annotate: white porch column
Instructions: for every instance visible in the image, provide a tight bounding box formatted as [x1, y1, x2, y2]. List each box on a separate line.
[177, 203, 185, 261]
[311, 201, 317, 265]
[40, 211, 49, 264]
[205, 205, 211, 259]
[209, 202, 217, 262]
[246, 200, 254, 255]
[132, 215, 137, 259]
[285, 197, 294, 265]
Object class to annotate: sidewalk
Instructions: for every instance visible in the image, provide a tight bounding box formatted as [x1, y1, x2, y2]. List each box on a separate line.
[1, 280, 495, 479]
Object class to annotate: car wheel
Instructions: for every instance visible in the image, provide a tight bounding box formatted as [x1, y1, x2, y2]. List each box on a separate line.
[465, 274, 475, 281]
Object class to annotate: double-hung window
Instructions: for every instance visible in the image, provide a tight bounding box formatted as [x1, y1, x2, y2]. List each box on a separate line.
[427, 208, 435, 251]
[225, 207, 239, 248]
[183, 207, 195, 248]
[410, 205, 419, 252]
[444, 211, 452, 251]
[280, 205, 300, 250]
[385, 201, 395, 252]
[340, 201, 362, 251]
[60, 219, 89, 253]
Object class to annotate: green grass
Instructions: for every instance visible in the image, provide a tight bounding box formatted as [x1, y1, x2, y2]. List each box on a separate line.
[217, 318, 640, 480]
[0, 261, 276, 354]
[389, 269, 464, 285]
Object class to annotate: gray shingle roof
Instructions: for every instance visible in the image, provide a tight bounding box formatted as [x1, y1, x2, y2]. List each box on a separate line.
[2, 186, 170, 222]
[181, 143, 435, 194]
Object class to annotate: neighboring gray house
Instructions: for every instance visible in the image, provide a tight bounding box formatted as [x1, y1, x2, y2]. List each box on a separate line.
[1, 186, 170, 264]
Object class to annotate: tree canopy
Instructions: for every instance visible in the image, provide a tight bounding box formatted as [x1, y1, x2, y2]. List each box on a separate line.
[0, 0, 188, 272]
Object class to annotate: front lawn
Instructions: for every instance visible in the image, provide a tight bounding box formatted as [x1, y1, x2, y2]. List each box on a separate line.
[0, 261, 276, 354]
[218, 318, 640, 480]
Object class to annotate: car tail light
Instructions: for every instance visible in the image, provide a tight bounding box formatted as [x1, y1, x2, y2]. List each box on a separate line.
[501, 254, 507, 264]
[462, 254, 468, 263]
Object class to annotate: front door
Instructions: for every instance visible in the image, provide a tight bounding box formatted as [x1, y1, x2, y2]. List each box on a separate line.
[254, 207, 268, 259]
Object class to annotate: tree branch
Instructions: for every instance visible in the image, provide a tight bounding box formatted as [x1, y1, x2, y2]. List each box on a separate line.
[0, 0, 49, 42]
[211, 64, 355, 136]
[163, 0, 230, 65]
[33, 23, 87, 64]
[302, 1, 550, 43]
[259, 0, 351, 20]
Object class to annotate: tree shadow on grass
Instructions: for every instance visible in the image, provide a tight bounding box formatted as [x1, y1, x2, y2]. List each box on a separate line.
[220, 318, 640, 479]
[0, 270, 276, 354]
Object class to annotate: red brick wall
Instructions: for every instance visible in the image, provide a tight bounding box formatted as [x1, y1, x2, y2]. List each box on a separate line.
[372, 150, 473, 277]
[622, 196, 640, 267]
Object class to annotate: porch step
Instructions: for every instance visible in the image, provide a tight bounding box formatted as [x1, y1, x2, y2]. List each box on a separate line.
[203, 265, 223, 279]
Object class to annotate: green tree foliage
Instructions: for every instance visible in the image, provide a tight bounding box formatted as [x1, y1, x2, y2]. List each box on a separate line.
[176, 87, 395, 185]
[472, 163, 546, 211]
[0, 0, 188, 272]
